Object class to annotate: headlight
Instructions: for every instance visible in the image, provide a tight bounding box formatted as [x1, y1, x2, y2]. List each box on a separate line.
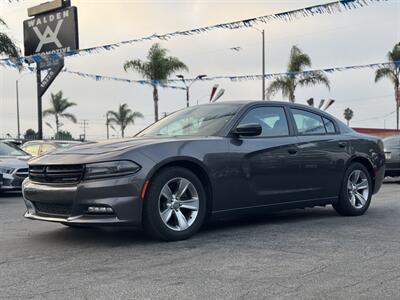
[0, 167, 15, 174]
[84, 161, 141, 180]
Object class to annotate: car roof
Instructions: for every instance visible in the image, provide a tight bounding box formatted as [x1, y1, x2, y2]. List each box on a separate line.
[208, 100, 336, 117]
[23, 140, 82, 146]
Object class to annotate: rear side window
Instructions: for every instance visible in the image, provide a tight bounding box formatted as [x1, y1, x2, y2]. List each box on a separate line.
[239, 106, 289, 137]
[323, 117, 336, 134]
[384, 137, 400, 149]
[291, 109, 326, 135]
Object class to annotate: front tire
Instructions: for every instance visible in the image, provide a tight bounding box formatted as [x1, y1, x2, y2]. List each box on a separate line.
[333, 162, 372, 216]
[143, 167, 207, 241]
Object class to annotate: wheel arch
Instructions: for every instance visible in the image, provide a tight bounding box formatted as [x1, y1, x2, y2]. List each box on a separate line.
[346, 155, 375, 189]
[144, 157, 214, 217]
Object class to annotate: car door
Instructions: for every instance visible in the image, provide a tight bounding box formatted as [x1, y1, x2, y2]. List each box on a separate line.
[227, 105, 304, 209]
[289, 108, 349, 200]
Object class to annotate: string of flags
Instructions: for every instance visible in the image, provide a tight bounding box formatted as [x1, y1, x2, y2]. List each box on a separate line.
[1, 60, 398, 87]
[0, 0, 390, 65]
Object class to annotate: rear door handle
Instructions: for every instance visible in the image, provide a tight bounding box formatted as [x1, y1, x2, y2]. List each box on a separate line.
[288, 148, 298, 155]
[338, 142, 347, 148]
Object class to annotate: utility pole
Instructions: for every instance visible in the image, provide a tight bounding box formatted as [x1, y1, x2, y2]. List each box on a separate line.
[81, 120, 88, 141]
[36, 68, 43, 140]
[106, 113, 110, 139]
[16, 80, 21, 140]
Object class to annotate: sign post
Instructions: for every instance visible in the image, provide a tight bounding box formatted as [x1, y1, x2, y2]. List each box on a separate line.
[24, 0, 78, 139]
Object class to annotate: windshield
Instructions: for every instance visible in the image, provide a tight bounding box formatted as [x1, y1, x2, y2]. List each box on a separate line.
[0, 142, 29, 157]
[137, 104, 240, 137]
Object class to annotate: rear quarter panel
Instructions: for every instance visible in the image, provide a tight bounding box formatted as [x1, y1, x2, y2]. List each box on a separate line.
[346, 132, 385, 194]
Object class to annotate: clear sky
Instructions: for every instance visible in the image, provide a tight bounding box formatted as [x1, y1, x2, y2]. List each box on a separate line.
[0, 0, 399, 139]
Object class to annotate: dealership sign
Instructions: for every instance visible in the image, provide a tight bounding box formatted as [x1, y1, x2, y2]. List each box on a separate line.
[23, 0, 79, 140]
[23, 6, 78, 56]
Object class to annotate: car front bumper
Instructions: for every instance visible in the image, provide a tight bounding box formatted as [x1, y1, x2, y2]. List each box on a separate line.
[22, 175, 144, 226]
[1, 172, 27, 191]
[385, 161, 400, 177]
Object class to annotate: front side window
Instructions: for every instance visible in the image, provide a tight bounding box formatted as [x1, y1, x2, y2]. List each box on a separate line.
[291, 109, 326, 135]
[138, 104, 241, 137]
[238, 106, 289, 137]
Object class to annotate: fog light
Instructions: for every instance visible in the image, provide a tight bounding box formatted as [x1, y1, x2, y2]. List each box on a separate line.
[87, 206, 114, 214]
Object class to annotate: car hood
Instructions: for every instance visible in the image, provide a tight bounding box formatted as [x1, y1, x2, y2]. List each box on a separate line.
[28, 136, 221, 166]
[50, 136, 190, 155]
[0, 157, 29, 169]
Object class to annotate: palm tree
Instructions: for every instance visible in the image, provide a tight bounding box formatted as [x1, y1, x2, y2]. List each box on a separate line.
[266, 45, 330, 102]
[0, 17, 19, 58]
[124, 43, 188, 122]
[107, 103, 144, 138]
[344, 107, 354, 126]
[43, 91, 77, 134]
[374, 43, 400, 130]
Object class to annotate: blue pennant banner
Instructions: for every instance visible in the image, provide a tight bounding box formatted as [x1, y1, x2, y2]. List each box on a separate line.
[0, 0, 390, 65]
[1, 61, 398, 86]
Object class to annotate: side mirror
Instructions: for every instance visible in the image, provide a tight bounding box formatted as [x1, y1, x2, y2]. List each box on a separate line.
[232, 123, 262, 137]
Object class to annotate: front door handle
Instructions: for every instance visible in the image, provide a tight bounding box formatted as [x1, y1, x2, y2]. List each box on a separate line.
[338, 142, 347, 148]
[288, 148, 298, 155]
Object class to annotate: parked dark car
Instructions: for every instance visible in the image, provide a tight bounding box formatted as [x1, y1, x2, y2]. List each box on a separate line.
[22, 101, 385, 241]
[383, 135, 400, 177]
[21, 140, 83, 158]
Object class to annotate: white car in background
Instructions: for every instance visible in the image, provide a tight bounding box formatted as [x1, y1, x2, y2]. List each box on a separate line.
[0, 142, 30, 192]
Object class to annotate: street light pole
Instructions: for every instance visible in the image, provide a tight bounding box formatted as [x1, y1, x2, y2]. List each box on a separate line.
[186, 87, 190, 108]
[262, 29, 266, 100]
[16, 80, 21, 140]
[177, 74, 207, 107]
[251, 27, 266, 100]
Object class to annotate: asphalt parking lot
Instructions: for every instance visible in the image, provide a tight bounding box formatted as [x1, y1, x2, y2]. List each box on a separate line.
[1, 180, 400, 300]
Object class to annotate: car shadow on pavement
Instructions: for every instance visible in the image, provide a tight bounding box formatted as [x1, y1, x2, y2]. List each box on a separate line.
[30, 207, 339, 246]
[0, 192, 22, 198]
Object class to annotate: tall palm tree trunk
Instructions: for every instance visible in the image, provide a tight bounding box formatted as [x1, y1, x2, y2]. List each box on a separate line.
[396, 84, 399, 130]
[121, 125, 125, 138]
[153, 85, 159, 122]
[289, 92, 295, 103]
[55, 114, 60, 134]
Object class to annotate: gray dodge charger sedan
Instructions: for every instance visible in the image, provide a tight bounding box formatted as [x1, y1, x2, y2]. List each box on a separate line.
[22, 101, 385, 241]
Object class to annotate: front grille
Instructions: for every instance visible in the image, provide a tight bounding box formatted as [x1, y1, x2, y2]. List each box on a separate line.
[29, 165, 84, 184]
[15, 168, 28, 178]
[34, 202, 72, 216]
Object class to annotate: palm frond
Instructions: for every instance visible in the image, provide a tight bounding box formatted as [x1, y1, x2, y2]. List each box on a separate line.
[60, 113, 77, 124]
[375, 67, 396, 84]
[287, 45, 311, 72]
[298, 72, 330, 90]
[266, 77, 293, 100]
[0, 32, 20, 57]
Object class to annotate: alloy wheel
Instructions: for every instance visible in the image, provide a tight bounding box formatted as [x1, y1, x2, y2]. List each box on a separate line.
[347, 169, 369, 209]
[158, 177, 200, 231]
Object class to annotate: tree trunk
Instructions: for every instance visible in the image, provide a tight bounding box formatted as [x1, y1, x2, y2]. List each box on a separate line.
[396, 84, 399, 130]
[55, 114, 59, 134]
[121, 125, 124, 138]
[289, 92, 295, 103]
[153, 85, 159, 122]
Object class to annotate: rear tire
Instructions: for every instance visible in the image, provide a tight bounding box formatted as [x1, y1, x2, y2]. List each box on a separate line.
[143, 167, 206, 241]
[333, 162, 372, 216]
